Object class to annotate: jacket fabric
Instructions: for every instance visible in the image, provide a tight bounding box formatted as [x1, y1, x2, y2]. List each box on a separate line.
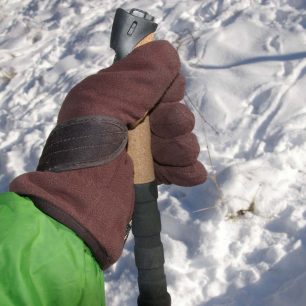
[0, 192, 105, 306]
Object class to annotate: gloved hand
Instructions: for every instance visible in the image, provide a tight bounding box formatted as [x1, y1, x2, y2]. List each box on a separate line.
[9, 40, 207, 270]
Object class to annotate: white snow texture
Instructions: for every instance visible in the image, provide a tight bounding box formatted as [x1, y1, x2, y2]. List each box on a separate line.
[1, 0, 306, 305]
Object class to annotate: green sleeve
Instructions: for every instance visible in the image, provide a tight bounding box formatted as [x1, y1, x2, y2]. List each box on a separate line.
[0, 192, 105, 306]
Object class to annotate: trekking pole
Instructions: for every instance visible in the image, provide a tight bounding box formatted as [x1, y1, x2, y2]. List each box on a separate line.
[111, 8, 171, 306]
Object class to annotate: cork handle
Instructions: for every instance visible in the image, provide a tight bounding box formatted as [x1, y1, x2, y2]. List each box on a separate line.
[127, 33, 155, 184]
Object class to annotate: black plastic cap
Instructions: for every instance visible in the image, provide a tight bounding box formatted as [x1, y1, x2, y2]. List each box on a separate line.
[110, 8, 158, 61]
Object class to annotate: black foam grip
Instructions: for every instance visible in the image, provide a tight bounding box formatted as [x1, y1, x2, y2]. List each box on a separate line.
[135, 245, 165, 269]
[132, 182, 171, 306]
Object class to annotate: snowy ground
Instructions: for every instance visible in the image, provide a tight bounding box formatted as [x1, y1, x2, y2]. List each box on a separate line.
[1, 0, 306, 305]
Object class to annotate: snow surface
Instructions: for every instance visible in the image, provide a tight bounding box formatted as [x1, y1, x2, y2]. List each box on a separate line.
[1, 0, 306, 305]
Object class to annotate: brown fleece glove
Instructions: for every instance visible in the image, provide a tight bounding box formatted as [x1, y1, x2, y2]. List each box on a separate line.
[9, 40, 206, 270]
[150, 73, 206, 186]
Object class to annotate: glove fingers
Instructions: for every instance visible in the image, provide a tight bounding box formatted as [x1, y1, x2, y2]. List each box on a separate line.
[154, 161, 207, 186]
[152, 133, 200, 167]
[58, 40, 180, 125]
[160, 74, 185, 103]
[150, 102, 195, 138]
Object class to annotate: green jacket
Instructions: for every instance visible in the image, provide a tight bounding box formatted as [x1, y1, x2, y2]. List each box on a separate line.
[0, 192, 105, 306]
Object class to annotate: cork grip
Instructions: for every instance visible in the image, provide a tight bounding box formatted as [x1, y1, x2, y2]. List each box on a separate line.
[127, 33, 155, 184]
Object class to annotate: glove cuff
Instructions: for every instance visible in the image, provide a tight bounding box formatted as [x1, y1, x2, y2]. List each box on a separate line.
[10, 152, 134, 270]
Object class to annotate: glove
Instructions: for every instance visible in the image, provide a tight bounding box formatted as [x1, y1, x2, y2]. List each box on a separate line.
[9, 40, 207, 270]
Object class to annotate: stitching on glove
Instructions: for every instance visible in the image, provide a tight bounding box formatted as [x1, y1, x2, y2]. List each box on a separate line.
[37, 115, 128, 172]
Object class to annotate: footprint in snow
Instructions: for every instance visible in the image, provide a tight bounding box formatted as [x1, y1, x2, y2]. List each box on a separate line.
[265, 35, 282, 53]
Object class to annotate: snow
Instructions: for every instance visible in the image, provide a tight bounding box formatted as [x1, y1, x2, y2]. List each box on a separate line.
[1, 0, 306, 305]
